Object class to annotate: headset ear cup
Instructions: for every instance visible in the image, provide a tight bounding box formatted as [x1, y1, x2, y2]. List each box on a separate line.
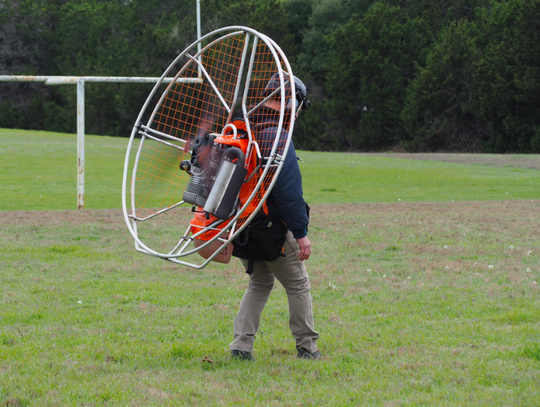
[285, 98, 299, 112]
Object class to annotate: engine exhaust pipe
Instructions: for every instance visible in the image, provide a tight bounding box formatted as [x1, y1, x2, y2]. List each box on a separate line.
[203, 147, 247, 219]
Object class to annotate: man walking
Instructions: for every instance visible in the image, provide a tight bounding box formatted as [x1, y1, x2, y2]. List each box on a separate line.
[229, 73, 321, 361]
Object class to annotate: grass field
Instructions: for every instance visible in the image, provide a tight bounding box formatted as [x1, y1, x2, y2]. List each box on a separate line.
[1, 129, 539, 211]
[1, 129, 540, 406]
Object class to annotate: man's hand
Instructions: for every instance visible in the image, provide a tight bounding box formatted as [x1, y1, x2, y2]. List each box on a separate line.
[295, 236, 312, 261]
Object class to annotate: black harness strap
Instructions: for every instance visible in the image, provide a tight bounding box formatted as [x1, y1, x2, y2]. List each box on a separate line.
[246, 259, 255, 275]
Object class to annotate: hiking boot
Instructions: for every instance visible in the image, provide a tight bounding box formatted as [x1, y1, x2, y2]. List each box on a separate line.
[231, 349, 255, 361]
[296, 346, 322, 360]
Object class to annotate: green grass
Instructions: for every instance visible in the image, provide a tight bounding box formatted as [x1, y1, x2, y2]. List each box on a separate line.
[1, 202, 539, 406]
[0, 129, 126, 211]
[301, 151, 540, 204]
[1, 129, 539, 210]
[1, 129, 540, 406]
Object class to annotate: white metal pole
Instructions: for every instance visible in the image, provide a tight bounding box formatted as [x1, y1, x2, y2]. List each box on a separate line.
[197, 0, 202, 78]
[77, 78, 85, 210]
[197, 0, 201, 49]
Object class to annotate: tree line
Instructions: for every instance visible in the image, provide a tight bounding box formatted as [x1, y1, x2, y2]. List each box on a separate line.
[1, 0, 539, 152]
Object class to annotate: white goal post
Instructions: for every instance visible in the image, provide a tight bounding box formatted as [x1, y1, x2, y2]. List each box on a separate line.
[0, 0, 202, 210]
[0, 75, 202, 209]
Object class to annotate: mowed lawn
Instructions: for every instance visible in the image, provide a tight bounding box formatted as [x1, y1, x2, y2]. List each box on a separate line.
[1, 129, 539, 211]
[1, 129, 540, 406]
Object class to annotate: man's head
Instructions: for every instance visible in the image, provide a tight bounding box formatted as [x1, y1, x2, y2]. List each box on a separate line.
[262, 73, 311, 114]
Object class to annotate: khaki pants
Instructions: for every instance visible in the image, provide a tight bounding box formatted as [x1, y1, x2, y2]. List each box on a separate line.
[229, 232, 319, 354]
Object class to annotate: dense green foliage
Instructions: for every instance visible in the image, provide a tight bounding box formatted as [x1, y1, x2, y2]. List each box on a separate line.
[1, 0, 540, 152]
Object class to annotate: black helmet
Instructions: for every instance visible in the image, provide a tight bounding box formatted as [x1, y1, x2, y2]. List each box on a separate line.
[262, 72, 311, 111]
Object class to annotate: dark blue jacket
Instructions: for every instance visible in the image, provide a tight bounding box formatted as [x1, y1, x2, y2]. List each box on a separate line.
[250, 107, 309, 239]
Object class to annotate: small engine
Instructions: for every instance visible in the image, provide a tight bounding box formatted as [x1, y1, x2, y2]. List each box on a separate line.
[180, 133, 247, 219]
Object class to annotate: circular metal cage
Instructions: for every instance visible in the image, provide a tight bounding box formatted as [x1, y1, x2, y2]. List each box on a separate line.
[122, 26, 297, 269]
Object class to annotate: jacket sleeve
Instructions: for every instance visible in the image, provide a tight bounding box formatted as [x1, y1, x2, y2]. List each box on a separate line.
[270, 139, 309, 238]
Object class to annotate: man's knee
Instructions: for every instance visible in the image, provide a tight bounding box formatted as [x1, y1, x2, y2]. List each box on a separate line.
[248, 280, 275, 293]
[280, 276, 311, 292]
